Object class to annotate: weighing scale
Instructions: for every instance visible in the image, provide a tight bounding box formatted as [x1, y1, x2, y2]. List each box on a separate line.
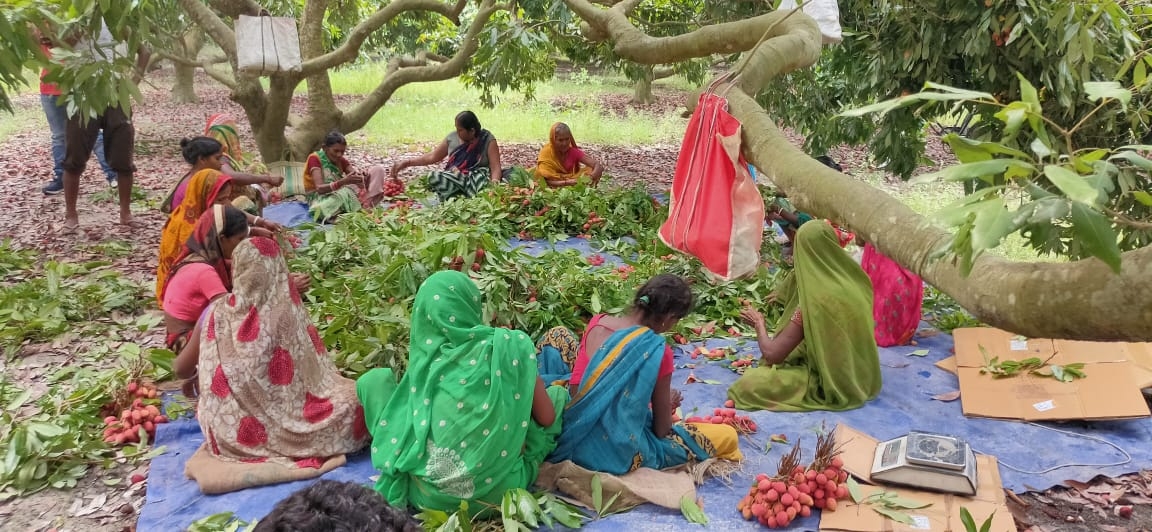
[870, 431, 978, 496]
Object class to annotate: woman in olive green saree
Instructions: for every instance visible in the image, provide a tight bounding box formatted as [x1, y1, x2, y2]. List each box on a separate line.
[357, 271, 568, 512]
[727, 222, 881, 411]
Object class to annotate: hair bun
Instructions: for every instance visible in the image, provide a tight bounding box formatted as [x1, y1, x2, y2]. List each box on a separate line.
[180, 137, 191, 148]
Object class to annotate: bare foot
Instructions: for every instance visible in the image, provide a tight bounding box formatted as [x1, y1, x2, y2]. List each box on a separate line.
[117, 216, 147, 229]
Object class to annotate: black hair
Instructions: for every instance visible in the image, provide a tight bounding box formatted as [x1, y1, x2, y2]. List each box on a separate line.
[634, 274, 694, 320]
[814, 155, 843, 172]
[180, 136, 223, 164]
[323, 131, 347, 147]
[220, 205, 248, 239]
[455, 110, 482, 133]
[253, 480, 420, 532]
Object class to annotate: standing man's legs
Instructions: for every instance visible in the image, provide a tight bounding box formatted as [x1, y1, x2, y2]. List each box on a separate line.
[41, 94, 68, 194]
[61, 113, 100, 230]
[95, 131, 118, 186]
[102, 106, 136, 225]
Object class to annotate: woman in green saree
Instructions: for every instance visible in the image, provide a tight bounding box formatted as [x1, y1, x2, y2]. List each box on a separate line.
[727, 222, 881, 411]
[306, 131, 364, 222]
[357, 271, 568, 512]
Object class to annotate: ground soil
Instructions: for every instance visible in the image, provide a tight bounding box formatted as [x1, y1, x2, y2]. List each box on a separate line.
[1, 68, 1147, 532]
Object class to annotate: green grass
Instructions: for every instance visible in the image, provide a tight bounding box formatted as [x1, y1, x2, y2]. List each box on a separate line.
[318, 65, 689, 148]
[0, 71, 49, 143]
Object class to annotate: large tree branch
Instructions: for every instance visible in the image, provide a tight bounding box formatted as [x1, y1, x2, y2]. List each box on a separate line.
[297, 0, 468, 77]
[729, 90, 1152, 341]
[563, 0, 786, 62]
[573, 2, 1152, 340]
[206, 0, 262, 18]
[177, 0, 237, 58]
[335, 0, 505, 134]
[157, 50, 238, 89]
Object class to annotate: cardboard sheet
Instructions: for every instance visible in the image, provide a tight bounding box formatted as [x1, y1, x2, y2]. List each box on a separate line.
[951, 327, 1150, 421]
[820, 425, 1014, 532]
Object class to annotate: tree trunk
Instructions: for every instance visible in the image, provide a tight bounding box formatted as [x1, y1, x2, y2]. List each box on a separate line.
[171, 64, 199, 103]
[566, 0, 1152, 341]
[632, 66, 655, 104]
[631, 66, 674, 105]
[170, 29, 205, 104]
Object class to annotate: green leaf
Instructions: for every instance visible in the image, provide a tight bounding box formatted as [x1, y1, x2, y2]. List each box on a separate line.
[846, 475, 863, 504]
[907, 349, 929, 357]
[679, 495, 709, 525]
[970, 197, 1016, 250]
[942, 135, 1030, 163]
[910, 160, 1034, 185]
[886, 496, 932, 509]
[873, 505, 915, 525]
[591, 473, 603, 513]
[1017, 73, 1040, 110]
[1044, 166, 1100, 205]
[1130, 191, 1152, 206]
[1111, 151, 1152, 172]
[980, 510, 997, 532]
[1029, 138, 1052, 159]
[1084, 81, 1131, 110]
[960, 507, 977, 532]
[994, 101, 1029, 135]
[1070, 203, 1121, 273]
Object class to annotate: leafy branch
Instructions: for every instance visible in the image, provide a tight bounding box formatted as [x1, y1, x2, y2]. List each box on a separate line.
[978, 347, 1087, 382]
[845, 477, 932, 525]
[417, 489, 585, 532]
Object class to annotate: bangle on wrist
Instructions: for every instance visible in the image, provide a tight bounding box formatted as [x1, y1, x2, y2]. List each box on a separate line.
[253, 216, 262, 226]
[332, 181, 342, 191]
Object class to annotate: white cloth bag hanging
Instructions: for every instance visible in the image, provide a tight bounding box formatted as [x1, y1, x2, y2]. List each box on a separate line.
[235, 11, 302, 76]
[779, 0, 842, 44]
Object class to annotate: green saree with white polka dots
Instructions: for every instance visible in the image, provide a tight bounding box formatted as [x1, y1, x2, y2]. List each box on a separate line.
[356, 270, 567, 513]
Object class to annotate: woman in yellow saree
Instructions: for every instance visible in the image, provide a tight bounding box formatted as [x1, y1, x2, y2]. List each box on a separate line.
[534, 123, 603, 188]
[156, 169, 235, 301]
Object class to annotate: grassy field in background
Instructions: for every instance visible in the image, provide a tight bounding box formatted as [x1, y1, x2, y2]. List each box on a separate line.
[319, 66, 691, 148]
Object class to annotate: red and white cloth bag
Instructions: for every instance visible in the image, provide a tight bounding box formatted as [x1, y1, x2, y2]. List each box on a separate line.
[659, 91, 764, 280]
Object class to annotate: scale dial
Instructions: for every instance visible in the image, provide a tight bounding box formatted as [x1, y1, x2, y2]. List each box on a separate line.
[905, 431, 967, 469]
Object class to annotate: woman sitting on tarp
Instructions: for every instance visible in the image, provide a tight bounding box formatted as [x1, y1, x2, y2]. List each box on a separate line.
[389, 111, 504, 201]
[533, 122, 603, 188]
[177, 237, 368, 495]
[163, 205, 312, 397]
[728, 222, 881, 412]
[156, 169, 282, 302]
[858, 235, 924, 347]
[162, 205, 248, 394]
[356, 271, 567, 512]
[162, 131, 282, 217]
[548, 275, 740, 476]
[306, 131, 366, 222]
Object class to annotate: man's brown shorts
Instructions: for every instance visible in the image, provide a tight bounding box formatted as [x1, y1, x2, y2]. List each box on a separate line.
[63, 106, 136, 174]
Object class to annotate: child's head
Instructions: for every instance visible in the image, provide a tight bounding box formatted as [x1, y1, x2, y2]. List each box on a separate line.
[634, 274, 694, 333]
[253, 480, 420, 532]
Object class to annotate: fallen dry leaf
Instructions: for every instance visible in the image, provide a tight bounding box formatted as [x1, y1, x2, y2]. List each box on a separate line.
[931, 390, 961, 402]
[1064, 479, 1092, 490]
